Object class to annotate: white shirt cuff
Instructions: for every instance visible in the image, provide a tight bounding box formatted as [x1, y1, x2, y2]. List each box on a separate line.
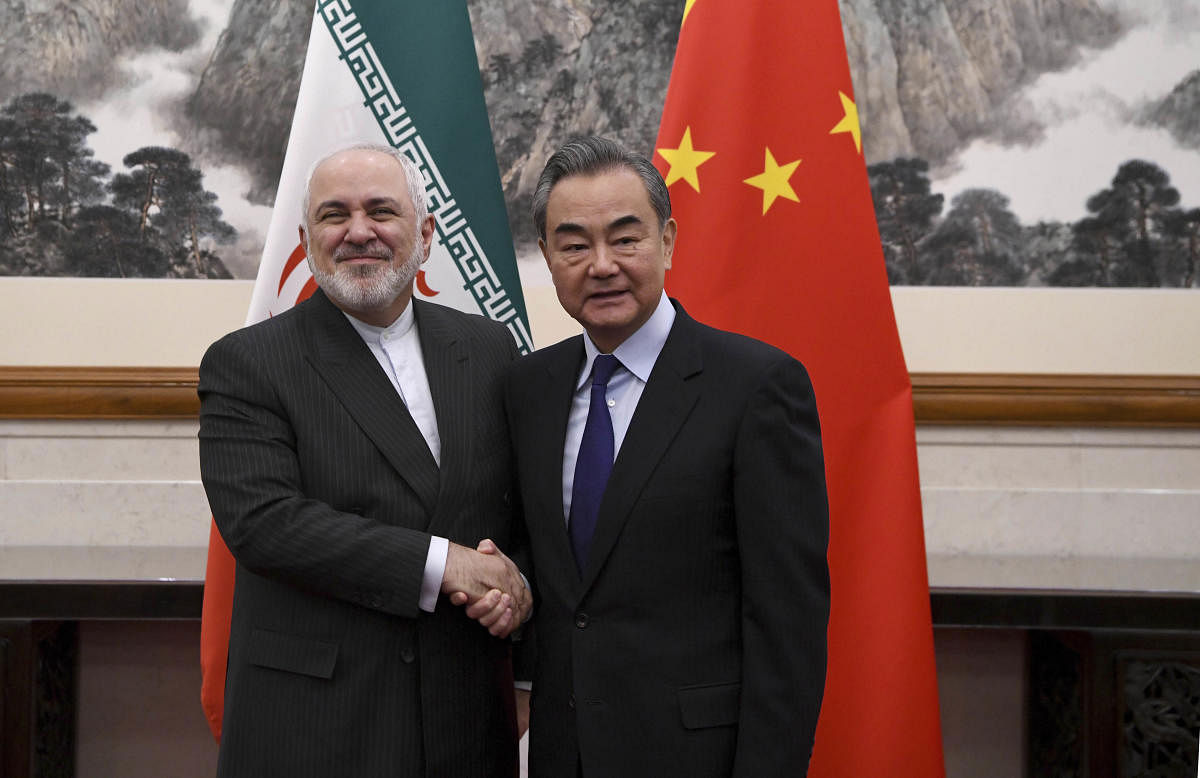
[419, 535, 449, 613]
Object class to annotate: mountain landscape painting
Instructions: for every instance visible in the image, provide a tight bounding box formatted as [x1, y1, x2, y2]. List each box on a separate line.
[0, 0, 1196, 287]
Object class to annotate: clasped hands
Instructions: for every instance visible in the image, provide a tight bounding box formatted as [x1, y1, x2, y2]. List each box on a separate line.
[441, 539, 530, 638]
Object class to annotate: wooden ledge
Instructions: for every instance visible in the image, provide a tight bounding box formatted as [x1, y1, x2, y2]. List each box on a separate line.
[0, 366, 200, 419]
[1, 367, 1198, 426]
[910, 373, 1200, 427]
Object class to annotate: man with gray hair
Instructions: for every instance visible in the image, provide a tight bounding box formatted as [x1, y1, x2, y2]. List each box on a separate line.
[508, 136, 830, 776]
[199, 143, 528, 776]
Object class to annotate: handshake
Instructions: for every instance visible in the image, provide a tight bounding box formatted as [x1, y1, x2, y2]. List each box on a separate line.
[440, 539, 531, 638]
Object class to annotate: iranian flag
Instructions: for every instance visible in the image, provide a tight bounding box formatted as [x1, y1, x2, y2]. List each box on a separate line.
[654, 0, 945, 774]
[200, 0, 530, 739]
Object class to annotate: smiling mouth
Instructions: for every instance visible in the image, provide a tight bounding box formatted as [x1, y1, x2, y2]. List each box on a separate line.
[589, 289, 628, 301]
[333, 242, 392, 263]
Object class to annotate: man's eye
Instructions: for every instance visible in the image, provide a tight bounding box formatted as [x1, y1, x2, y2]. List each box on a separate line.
[371, 208, 397, 217]
[319, 211, 346, 222]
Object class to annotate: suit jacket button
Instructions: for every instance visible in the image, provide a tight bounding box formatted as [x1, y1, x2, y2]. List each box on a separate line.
[574, 612, 588, 629]
[369, 595, 384, 608]
[401, 648, 415, 664]
[568, 694, 576, 709]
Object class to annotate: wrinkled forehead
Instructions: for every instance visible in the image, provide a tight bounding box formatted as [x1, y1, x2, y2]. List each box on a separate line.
[307, 151, 413, 214]
[313, 149, 408, 189]
[546, 169, 656, 225]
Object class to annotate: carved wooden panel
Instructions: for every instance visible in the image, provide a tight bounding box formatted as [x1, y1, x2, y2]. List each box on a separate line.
[1119, 655, 1200, 777]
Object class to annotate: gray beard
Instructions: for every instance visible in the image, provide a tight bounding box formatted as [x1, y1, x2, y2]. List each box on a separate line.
[308, 241, 424, 313]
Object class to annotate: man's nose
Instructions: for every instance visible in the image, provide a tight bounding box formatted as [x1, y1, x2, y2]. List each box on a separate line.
[345, 211, 376, 243]
[588, 246, 619, 276]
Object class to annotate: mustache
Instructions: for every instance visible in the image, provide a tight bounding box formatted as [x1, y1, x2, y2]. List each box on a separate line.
[332, 242, 393, 262]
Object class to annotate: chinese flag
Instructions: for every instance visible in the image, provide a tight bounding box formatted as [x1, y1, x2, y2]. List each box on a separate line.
[654, 1, 945, 774]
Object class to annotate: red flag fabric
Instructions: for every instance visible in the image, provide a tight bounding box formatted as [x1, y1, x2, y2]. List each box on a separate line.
[654, 1, 945, 774]
[199, 522, 235, 739]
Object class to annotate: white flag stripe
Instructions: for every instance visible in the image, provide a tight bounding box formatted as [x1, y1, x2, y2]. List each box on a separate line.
[246, 6, 385, 325]
[247, 0, 532, 353]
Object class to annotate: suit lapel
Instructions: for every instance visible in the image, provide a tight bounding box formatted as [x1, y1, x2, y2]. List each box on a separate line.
[531, 338, 587, 587]
[302, 290, 440, 517]
[580, 308, 703, 590]
[413, 300, 468, 530]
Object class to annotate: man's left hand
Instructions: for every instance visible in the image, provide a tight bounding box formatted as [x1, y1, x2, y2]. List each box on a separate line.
[446, 539, 530, 637]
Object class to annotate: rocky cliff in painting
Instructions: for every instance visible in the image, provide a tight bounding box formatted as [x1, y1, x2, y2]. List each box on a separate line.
[180, 0, 1124, 240]
[0, 0, 1139, 244]
[471, 0, 682, 238]
[183, 0, 680, 239]
[184, 0, 313, 205]
[0, 0, 199, 104]
[842, 0, 1120, 165]
[1147, 70, 1200, 150]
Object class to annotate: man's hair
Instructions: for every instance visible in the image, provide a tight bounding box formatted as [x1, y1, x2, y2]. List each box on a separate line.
[531, 136, 671, 240]
[300, 143, 429, 228]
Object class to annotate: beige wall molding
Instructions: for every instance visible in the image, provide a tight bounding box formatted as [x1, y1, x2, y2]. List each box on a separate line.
[1, 367, 1198, 426]
[910, 373, 1200, 427]
[0, 367, 201, 419]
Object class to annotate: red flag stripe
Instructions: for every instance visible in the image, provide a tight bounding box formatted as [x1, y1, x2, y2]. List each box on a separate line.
[278, 243, 308, 295]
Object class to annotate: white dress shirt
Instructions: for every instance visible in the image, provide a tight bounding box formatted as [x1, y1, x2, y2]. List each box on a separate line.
[561, 291, 676, 522]
[345, 303, 447, 612]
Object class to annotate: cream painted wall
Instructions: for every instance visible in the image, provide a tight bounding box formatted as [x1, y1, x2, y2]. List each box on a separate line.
[1, 273, 1197, 373]
[0, 274, 578, 366]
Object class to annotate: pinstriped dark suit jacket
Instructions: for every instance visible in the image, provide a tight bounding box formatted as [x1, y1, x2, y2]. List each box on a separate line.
[199, 289, 518, 777]
[506, 301, 830, 778]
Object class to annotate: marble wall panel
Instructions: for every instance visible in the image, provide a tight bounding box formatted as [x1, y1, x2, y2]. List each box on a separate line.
[0, 481, 210, 546]
[922, 487, 1200, 559]
[917, 427, 1200, 491]
[3, 420, 1198, 584]
[3, 420, 201, 482]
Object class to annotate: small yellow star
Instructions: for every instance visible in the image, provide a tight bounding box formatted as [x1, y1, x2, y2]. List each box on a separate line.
[830, 91, 862, 154]
[656, 126, 716, 193]
[743, 148, 801, 215]
[682, 0, 698, 26]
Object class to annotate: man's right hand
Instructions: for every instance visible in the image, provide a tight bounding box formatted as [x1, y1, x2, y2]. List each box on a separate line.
[441, 539, 530, 637]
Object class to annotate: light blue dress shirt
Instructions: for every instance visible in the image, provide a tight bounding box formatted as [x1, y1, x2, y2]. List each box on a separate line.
[561, 291, 676, 522]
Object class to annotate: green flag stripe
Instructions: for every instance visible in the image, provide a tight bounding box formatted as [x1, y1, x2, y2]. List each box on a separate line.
[319, 0, 533, 353]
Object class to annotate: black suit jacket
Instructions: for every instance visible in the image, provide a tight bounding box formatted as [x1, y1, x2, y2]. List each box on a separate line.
[199, 290, 518, 777]
[506, 301, 829, 777]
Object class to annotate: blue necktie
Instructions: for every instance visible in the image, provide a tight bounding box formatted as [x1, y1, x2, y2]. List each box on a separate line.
[569, 354, 621, 572]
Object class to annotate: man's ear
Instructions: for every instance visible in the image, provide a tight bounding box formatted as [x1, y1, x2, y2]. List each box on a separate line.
[539, 238, 551, 268]
[661, 218, 678, 269]
[298, 224, 308, 252]
[419, 214, 436, 262]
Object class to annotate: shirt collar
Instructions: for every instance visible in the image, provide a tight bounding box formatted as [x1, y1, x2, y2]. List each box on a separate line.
[343, 298, 416, 343]
[577, 292, 675, 389]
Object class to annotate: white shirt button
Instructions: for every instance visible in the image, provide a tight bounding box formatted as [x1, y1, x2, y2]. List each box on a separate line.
[607, 399, 615, 407]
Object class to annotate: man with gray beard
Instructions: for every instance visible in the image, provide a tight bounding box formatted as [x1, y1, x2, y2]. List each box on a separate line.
[198, 144, 530, 777]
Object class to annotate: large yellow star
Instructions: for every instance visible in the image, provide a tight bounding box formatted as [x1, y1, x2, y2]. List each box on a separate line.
[743, 148, 801, 215]
[656, 126, 715, 192]
[829, 90, 862, 154]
